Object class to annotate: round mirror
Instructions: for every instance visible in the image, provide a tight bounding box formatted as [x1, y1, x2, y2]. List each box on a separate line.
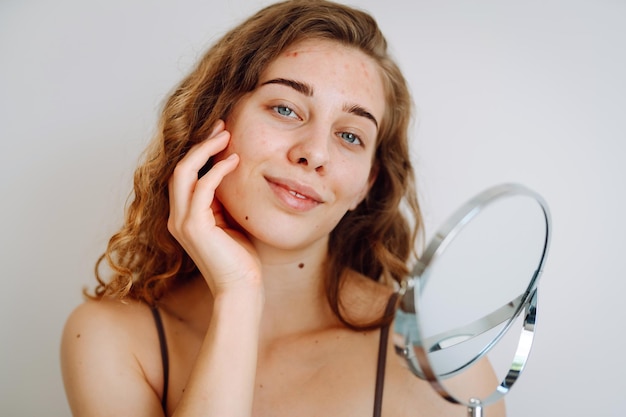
[394, 183, 551, 415]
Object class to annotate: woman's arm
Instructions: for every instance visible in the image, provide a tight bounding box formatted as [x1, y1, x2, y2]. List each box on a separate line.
[166, 119, 264, 415]
[62, 120, 264, 417]
[61, 289, 263, 417]
[172, 287, 263, 417]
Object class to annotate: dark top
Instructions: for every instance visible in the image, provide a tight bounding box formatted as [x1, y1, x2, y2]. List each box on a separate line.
[150, 306, 169, 412]
[150, 293, 398, 417]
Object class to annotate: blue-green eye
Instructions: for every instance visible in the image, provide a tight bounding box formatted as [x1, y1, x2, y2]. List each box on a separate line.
[274, 105, 298, 118]
[340, 132, 362, 146]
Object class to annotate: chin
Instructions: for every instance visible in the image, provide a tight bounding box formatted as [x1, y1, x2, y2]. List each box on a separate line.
[217, 188, 340, 253]
[254, 220, 329, 251]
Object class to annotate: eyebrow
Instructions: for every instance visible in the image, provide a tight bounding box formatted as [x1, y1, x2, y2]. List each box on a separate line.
[260, 77, 379, 129]
[262, 78, 313, 96]
[343, 104, 379, 130]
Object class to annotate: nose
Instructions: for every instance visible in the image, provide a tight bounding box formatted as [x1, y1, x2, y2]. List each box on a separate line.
[287, 126, 330, 173]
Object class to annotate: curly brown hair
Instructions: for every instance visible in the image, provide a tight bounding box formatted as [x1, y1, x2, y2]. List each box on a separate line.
[90, 0, 422, 329]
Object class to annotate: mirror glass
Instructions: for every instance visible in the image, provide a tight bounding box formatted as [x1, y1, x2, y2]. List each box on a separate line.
[395, 183, 550, 410]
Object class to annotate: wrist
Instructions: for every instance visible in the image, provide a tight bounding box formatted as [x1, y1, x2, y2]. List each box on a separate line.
[212, 280, 265, 315]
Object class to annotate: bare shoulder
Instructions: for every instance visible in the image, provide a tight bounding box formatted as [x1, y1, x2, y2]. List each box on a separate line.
[383, 349, 507, 416]
[335, 271, 507, 416]
[61, 298, 157, 359]
[63, 297, 150, 332]
[61, 298, 165, 416]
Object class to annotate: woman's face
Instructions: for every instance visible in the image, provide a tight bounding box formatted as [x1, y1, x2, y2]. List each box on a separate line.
[216, 38, 386, 252]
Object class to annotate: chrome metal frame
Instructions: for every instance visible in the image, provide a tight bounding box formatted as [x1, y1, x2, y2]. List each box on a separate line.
[397, 183, 551, 416]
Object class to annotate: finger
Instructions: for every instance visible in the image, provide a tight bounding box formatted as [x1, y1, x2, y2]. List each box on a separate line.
[207, 119, 225, 138]
[176, 130, 230, 179]
[188, 153, 240, 220]
[172, 119, 227, 181]
[168, 131, 231, 219]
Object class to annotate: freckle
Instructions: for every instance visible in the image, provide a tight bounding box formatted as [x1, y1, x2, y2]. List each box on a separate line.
[259, 383, 264, 388]
[76, 334, 81, 338]
[298, 263, 304, 269]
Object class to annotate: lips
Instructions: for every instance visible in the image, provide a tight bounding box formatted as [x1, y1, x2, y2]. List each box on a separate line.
[265, 175, 324, 210]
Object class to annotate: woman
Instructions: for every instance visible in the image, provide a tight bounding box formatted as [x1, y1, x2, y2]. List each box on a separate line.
[61, 1, 505, 416]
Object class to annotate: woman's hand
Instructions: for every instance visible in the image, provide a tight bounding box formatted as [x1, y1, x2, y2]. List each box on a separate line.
[167, 120, 262, 296]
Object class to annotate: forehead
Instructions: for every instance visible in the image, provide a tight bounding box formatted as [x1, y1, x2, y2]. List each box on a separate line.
[261, 38, 386, 122]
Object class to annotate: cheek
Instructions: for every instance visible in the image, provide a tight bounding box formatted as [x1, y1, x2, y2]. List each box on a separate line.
[336, 160, 373, 201]
[227, 122, 275, 158]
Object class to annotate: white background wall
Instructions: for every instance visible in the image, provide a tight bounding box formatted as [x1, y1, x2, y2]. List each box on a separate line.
[1, 0, 624, 416]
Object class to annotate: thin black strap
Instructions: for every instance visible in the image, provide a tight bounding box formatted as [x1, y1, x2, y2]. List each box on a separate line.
[150, 306, 170, 413]
[373, 293, 400, 417]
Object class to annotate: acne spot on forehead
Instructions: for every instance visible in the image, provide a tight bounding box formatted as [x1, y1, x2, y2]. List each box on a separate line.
[285, 51, 299, 57]
[360, 62, 372, 79]
[343, 60, 374, 81]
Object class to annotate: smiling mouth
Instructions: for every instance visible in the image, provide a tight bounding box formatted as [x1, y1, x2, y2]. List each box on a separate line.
[265, 176, 324, 208]
[275, 182, 322, 203]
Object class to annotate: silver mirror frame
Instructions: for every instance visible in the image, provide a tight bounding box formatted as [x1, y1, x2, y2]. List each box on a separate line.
[397, 183, 551, 414]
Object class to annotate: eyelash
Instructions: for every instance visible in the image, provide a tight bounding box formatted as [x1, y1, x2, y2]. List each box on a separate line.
[273, 105, 299, 119]
[338, 132, 362, 146]
[271, 104, 364, 147]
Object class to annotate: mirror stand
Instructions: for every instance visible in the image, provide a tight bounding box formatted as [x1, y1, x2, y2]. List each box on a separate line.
[468, 398, 483, 417]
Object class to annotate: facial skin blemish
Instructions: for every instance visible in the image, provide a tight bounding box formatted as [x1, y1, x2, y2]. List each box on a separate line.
[245, 216, 249, 220]
[298, 263, 304, 269]
[76, 334, 81, 338]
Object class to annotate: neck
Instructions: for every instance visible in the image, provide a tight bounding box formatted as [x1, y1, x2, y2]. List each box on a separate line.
[251, 236, 339, 341]
[173, 237, 339, 342]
